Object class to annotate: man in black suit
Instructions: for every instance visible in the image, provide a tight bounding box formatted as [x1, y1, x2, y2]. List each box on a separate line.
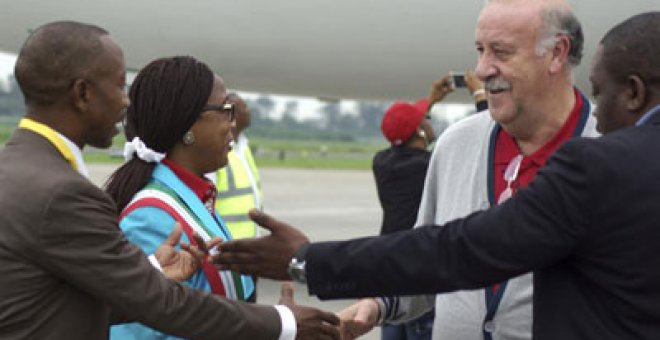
[216, 12, 660, 340]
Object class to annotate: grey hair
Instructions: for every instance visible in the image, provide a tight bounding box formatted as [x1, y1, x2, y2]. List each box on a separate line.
[535, 8, 584, 68]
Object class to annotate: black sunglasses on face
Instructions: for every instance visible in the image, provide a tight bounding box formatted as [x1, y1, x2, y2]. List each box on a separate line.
[201, 102, 235, 122]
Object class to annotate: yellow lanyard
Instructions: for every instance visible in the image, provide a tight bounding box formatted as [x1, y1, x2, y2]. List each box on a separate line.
[18, 118, 79, 171]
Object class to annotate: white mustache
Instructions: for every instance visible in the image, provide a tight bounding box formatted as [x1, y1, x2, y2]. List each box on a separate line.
[485, 78, 512, 92]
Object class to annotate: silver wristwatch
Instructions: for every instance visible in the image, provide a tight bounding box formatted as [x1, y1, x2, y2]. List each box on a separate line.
[287, 244, 310, 283]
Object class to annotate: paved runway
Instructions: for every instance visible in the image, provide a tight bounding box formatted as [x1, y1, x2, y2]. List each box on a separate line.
[89, 164, 384, 339]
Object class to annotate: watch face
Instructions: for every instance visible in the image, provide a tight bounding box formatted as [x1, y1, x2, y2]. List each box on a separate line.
[288, 259, 306, 283]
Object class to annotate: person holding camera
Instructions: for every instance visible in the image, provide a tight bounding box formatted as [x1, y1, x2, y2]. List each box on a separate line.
[426, 70, 488, 114]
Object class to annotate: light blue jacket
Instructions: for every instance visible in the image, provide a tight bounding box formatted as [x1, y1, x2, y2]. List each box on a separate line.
[110, 163, 254, 340]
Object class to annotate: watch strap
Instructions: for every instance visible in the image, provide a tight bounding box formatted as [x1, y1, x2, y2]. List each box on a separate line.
[293, 243, 310, 261]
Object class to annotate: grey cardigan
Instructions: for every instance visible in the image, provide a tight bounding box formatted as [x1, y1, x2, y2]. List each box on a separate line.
[383, 106, 598, 340]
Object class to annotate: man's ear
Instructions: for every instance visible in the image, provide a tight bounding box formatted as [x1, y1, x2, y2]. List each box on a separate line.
[71, 78, 91, 112]
[549, 35, 570, 74]
[625, 74, 647, 112]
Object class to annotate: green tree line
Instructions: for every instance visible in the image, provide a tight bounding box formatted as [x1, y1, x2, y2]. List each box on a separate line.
[0, 76, 24, 116]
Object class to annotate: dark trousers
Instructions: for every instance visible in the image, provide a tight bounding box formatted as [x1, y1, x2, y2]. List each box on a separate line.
[381, 309, 434, 340]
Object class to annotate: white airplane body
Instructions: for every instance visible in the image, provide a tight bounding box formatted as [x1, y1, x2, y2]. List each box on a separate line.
[0, 0, 657, 101]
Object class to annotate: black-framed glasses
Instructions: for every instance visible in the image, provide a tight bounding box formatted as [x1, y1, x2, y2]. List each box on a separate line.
[201, 102, 235, 122]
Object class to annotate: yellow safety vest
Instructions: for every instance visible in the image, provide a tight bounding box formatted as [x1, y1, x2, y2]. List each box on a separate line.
[215, 145, 262, 239]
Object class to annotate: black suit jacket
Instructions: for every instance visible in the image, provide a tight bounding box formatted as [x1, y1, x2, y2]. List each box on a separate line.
[306, 112, 660, 340]
[0, 129, 281, 339]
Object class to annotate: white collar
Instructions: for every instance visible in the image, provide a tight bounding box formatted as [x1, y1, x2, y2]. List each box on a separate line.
[57, 132, 89, 178]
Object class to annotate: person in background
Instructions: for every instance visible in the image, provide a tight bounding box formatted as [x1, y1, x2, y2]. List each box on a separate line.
[375, 101, 434, 236]
[373, 100, 436, 340]
[424, 70, 487, 114]
[207, 93, 262, 302]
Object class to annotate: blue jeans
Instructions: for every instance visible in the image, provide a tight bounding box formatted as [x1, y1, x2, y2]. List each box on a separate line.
[381, 309, 434, 340]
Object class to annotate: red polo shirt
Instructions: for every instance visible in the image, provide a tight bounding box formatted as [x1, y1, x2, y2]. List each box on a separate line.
[161, 158, 217, 212]
[493, 89, 584, 200]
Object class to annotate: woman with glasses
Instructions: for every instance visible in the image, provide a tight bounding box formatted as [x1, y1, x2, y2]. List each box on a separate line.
[105, 56, 252, 340]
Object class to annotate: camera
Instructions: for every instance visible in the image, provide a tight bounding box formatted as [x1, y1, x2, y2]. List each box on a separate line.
[450, 72, 467, 89]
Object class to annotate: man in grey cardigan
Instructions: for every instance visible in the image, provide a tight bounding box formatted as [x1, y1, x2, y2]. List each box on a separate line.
[322, 0, 597, 340]
[345, 1, 598, 339]
[341, 0, 598, 339]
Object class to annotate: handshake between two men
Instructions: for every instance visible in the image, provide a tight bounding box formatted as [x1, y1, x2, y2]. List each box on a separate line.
[156, 218, 347, 340]
[211, 209, 385, 340]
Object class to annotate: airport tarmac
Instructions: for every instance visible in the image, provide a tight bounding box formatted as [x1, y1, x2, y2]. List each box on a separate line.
[89, 164, 384, 339]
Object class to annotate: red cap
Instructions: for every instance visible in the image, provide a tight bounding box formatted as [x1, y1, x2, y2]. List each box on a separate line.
[380, 101, 426, 146]
[412, 97, 430, 114]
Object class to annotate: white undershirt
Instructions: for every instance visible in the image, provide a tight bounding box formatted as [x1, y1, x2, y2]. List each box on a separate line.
[57, 131, 89, 178]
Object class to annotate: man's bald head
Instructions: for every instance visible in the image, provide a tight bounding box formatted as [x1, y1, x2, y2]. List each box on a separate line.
[14, 21, 109, 107]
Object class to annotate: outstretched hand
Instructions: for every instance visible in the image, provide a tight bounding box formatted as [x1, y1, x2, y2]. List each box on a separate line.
[337, 299, 380, 340]
[279, 282, 341, 340]
[429, 75, 453, 106]
[214, 209, 310, 280]
[465, 69, 484, 95]
[154, 223, 221, 282]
